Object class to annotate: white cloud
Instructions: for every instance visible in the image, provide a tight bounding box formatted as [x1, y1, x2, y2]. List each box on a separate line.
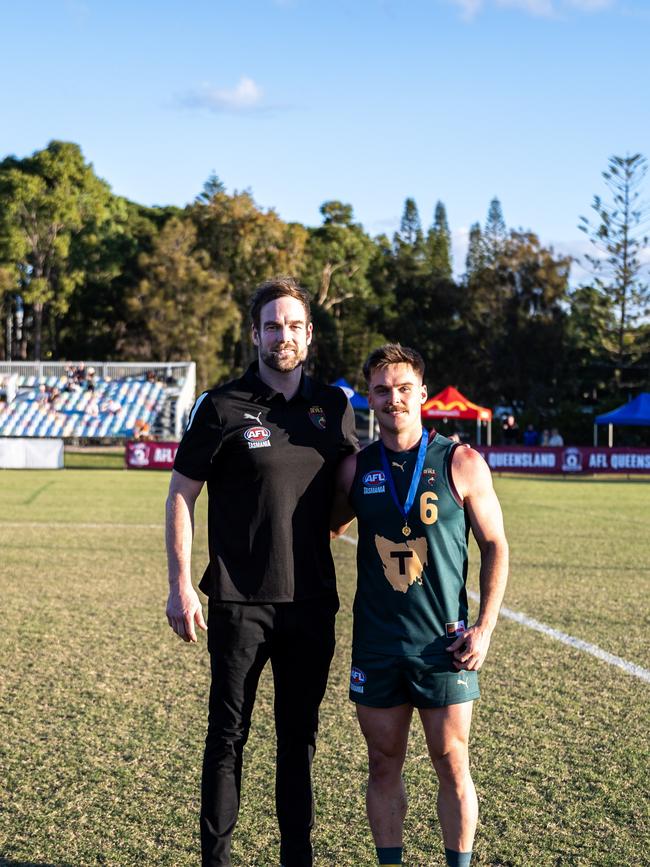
[450, 0, 483, 20]
[567, 0, 613, 9]
[179, 76, 265, 114]
[497, 0, 555, 16]
[448, 0, 614, 18]
[368, 215, 401, 235]
[64, 0, 90, 20]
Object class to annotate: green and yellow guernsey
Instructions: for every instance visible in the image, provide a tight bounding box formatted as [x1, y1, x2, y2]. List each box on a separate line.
[350, 431, 470, 660]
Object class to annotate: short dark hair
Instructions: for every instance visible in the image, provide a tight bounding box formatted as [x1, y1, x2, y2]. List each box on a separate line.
[249, 276, 311, 331]
[362, 343, 425, 383]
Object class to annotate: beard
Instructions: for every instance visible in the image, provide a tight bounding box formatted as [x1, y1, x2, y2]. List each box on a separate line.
[260, 342, 308, 372]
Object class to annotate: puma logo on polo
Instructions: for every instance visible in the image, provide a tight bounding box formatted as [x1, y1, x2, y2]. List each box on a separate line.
[244, 411, 262, 424]
[392, 460, 407, 472]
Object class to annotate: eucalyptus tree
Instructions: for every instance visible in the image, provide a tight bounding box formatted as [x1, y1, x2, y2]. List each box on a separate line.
[128, 216, 240, 389]
[191, 177, 307, 371]
[0, 141, 113, 358]
[300, 201, 381, 383]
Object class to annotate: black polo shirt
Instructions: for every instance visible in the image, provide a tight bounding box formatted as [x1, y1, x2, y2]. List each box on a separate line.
[173, 362, 359, 603]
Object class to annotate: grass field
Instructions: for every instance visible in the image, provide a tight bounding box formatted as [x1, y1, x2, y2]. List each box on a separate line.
[1, 468, 649, 866]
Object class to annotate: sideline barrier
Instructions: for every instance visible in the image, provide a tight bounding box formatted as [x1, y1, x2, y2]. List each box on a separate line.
[126, 440, 178, 470]
[0, 437, 64, 469]
[475, 446, 650, 474]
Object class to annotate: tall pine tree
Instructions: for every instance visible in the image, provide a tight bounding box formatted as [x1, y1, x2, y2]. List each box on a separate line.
[578, 153, 649, 387]
[426, 201, 452, 278]
[484, 196, 507, 264]
[465, 222, 485, 277]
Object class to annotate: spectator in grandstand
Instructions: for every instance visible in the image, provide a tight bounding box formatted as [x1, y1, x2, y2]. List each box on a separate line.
[165, 276, 359, 867]
[75, 361, 87, 383]
[65, 365, 84, 392]
[522, 424, 539, 446]
[501, 414, 519, 445]
[540, 428, 551, 446]
[100, 398, 119, 414]
[36, 384, 48, 405]
[133, 418, 150, 439]
[86, 367, 96, 391]
[549, 427, 564, 446]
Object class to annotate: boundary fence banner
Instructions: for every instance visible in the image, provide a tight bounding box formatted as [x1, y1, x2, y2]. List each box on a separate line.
[125, 440, 179, 470]
[0, 438, 64, 469]
[475, 446, 650, 474]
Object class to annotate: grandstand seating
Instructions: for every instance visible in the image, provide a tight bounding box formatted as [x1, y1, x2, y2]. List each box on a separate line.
[0, 375, 166, 438]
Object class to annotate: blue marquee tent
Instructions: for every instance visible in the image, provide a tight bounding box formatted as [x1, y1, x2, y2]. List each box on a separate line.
[595, 393, 650, 426]
[332, 377, 374, 439]
[594, 393, 650, 445]
[331, 377, 369, 409]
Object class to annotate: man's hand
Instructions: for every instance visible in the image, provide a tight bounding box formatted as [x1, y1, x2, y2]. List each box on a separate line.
[446, 624, 493, 671]
[448, 447, 509, 673]
[166, 585, 207, 643]
[330, 452, 357, 537]
[165, 470, 205, 643]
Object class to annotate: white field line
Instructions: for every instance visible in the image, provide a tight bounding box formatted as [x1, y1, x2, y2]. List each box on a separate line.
[337, 534, 650, 684]
[0, 521, 163, 530]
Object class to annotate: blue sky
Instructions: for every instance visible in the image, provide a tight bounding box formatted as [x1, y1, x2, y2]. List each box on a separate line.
[2, 0, 649, 280]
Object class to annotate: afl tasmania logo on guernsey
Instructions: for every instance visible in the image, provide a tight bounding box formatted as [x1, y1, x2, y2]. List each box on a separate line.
[362, 470, 386, 495]
[244, 426, 271, 449]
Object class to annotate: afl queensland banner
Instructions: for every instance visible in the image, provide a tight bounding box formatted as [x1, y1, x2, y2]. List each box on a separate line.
[126, 440, 179, 470]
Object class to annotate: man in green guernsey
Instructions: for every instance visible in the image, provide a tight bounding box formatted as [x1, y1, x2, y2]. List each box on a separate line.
[332, 344, 509, 867]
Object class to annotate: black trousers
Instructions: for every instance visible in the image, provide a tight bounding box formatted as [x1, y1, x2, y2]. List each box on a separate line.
[201, 597, 337, 867]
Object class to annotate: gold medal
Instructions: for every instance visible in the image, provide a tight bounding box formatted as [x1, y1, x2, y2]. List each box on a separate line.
[402, 525, 411, 537]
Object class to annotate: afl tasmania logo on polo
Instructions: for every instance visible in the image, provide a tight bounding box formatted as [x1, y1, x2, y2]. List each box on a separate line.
[244, 426, 271, 449]
[350, 666, 366, 694]
[362, 470, 386, 494]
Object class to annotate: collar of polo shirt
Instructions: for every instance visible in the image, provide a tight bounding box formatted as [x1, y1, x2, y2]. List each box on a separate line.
[243, 361, 314, 402]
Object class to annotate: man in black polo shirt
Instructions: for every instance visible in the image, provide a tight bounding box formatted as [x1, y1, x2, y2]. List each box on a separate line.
[165, 276, 358, 867]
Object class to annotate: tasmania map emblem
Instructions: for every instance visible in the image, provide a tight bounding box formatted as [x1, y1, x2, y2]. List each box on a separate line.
[309, 405, 326, 430]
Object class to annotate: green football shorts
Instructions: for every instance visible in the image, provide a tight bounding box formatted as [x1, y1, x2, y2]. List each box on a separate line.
[349, 651, 480, 708]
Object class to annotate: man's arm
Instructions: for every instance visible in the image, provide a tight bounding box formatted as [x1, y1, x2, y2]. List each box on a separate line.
[165, 469, 207, 643]
[330, 452, 358, 538]
[446, 447, 509, 671]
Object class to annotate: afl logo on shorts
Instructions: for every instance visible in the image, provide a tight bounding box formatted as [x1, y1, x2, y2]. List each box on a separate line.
[362, 470, 386, 495]
[244, 426, 271, 449]
[350, 666, 366, 693]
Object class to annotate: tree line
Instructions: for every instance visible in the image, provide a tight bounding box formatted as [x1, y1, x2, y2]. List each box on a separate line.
[0, 141, 648, 442]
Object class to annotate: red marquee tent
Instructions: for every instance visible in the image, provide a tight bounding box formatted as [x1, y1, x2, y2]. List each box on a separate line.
[422, 386, 493, 444]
